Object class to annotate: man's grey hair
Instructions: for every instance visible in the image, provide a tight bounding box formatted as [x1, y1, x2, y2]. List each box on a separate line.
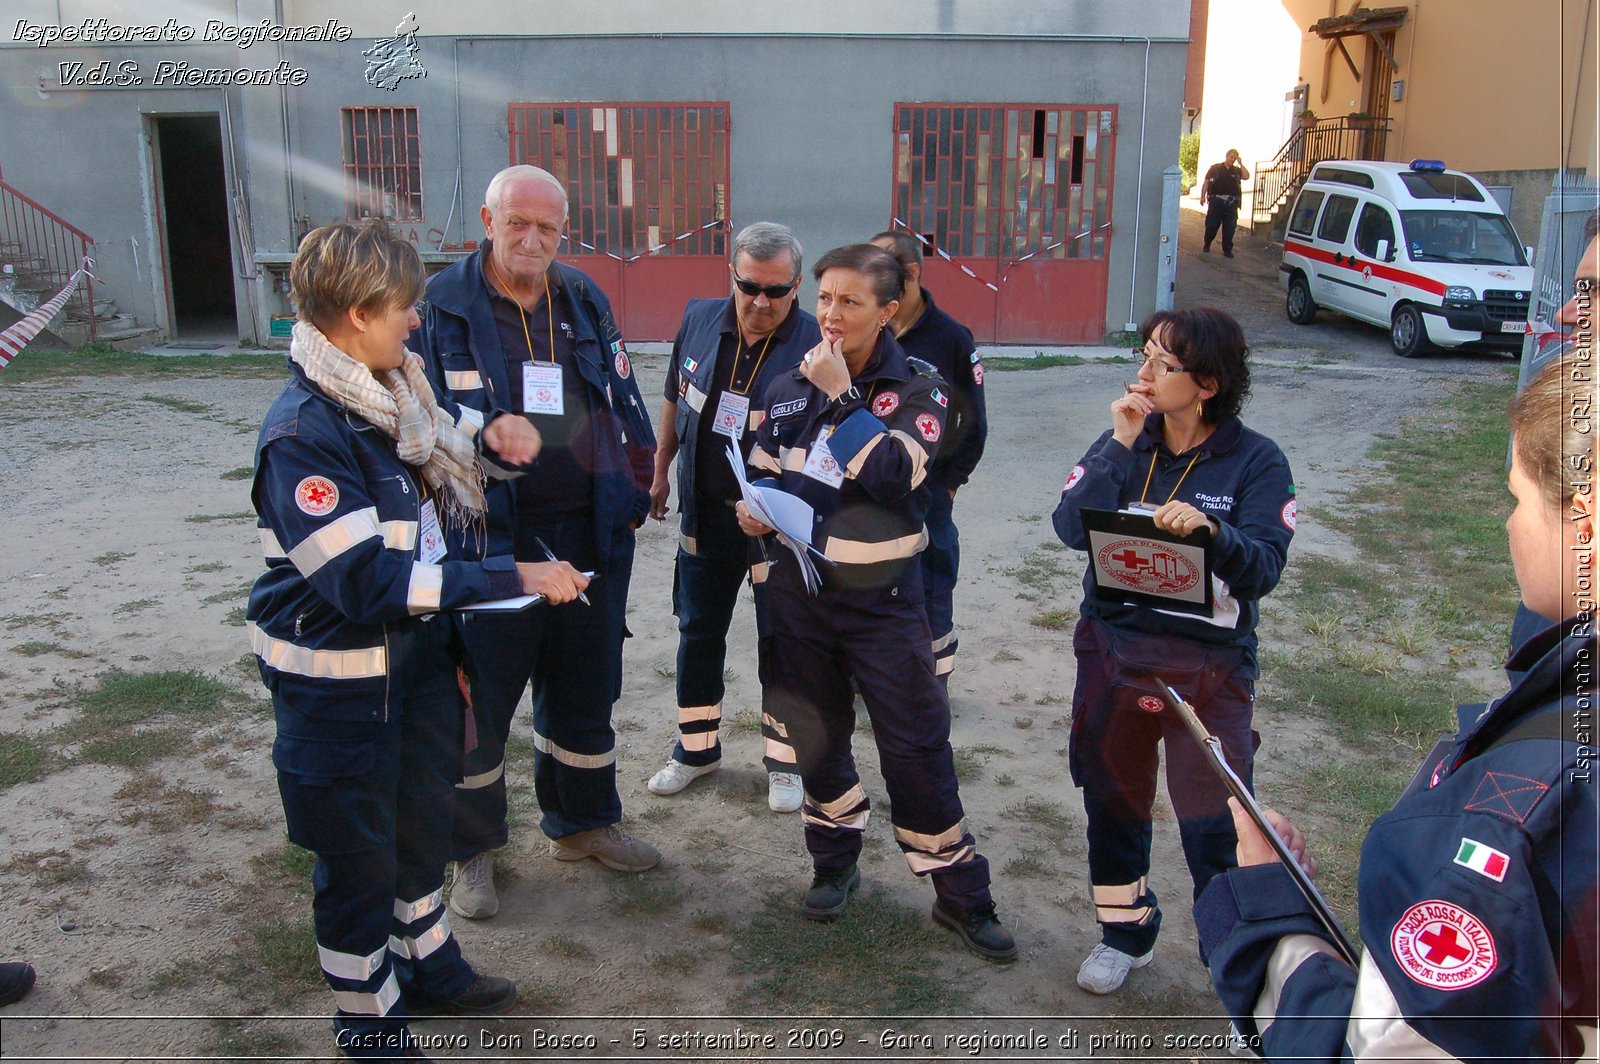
[484, 165, 569, 220]
[732, 222, 803, 278]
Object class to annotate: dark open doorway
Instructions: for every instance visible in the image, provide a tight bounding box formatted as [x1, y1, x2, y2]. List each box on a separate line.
[154, 115, 236, 340]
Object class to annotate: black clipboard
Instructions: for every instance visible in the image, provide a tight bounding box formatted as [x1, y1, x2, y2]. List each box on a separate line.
[1081, 507, 1214, 616]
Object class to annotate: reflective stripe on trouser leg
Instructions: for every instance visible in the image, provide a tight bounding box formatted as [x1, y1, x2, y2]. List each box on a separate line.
[671, 505, 749, 767]
[763, 568, 866, 872]
[846, 563, 991, 910]
[676, 702, 722, 754]
[921, 490, 960, 681]
[452, 609, 538, 862]
[1092, 877, 1156, 926]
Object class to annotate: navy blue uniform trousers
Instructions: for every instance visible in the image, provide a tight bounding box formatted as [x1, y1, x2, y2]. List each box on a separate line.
[451, 513, 630, 853]
[670, 500, 786, 770]
[764, 559, 991, 910]
[1069, 616, 1256, 956]
[920, 486, 960, 682]
[273, 616, 474, 1057]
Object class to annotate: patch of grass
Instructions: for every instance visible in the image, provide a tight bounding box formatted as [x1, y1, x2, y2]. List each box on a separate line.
[91, 551, 132, 566]
[81, 725, 192, 768]
[732, 889, 969, 1013]
[720, 705, 761, 736]
[653, 664, 677, 678]
[185, 511, 254, 524]
[186, 561, 228, 574]
[1002, 853, 1055, 878]
[222, 606, 247, 627]
[201, 581, 254, 606]
[1030, 608, 1075, 630]
[543, 935, 593, 959]
[994, 772, 1018, 787]
[12, 641, 61, 657]
[0, 732, 53, 789]
[219, 467, 254, 481]
[0, 346, 284, 384]
[1001, 797, 1074, 838]
[1006, 546, 1067, 591]
[113, 598, 159, 615]
[5, 848, 89, 887]
[239, 917, 322, 1000]
[605, 875, 687, 916]
[85, 967, 122, 988]
[139, 393, 215, 415]
[250, 841, 316, 893]
[201, 1018, 300, 1062]
[514, 976, 572, 1012]
[650, 948, 702, 973]
[982, 353, 1092, 371]
[690, 910, 730, 934]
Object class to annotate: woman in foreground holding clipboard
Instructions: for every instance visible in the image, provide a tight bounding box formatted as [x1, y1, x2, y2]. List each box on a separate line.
[1195, 351, 1597, 1062]
[246, 223, 582, 1060]
[1051, 307, 1296, 996]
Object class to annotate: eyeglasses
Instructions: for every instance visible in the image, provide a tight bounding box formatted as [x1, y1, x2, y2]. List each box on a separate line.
[733, 275, 799, 300]
[1131, 346, 1190, 377]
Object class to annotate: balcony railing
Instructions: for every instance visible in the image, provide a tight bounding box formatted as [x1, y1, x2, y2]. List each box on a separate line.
[0, 172, 96, 339]
[1252, 115, 1392, 230]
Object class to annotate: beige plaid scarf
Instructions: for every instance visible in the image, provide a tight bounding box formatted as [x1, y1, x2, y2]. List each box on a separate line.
[291, 321, 487, 534]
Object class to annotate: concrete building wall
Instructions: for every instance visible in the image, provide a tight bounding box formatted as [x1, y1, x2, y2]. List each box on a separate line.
[2, 2, 1189, 344]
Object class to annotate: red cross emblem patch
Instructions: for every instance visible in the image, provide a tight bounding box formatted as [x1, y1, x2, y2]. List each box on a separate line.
[295, 476, 339, 516]
[1097, 538, 1202, 595]
[915, 413, 941, 442]
[1063, 464, 1086, 493]
[1390, 900, 1497, 990]
[1135, 695, 1164, 713]
[872, 392, 900, 418]
[614, 350, 631, 379]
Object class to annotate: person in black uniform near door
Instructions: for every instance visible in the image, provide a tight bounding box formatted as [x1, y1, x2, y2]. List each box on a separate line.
[1201, 149, 1248, 257]
[736, 243, 1016, 963]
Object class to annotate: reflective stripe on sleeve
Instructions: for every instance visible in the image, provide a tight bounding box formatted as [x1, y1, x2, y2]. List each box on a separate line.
[1345, 951, 1457, 1059]
[393, 888, 442, 925]
[288, 507, 381, 576]
[406, 563, 443, 614]
[1252, 933, 1342, 1040]
[332, 971, 401, 1016]
[318, 942, 387, 982]
[248, 621, 387, 679]
[886, 430, 930, 488]
[930, 631, 956, 654]
[445, 370, 482, 391]
[531, 728, 616, 769]
[750, 449, 782, 475]
[457, 405, 485, 436]
[457, 760, 505, 790]
[679, 533, 699, 556]
[779, 446, 809, 472]
[260, 527, 287, 560]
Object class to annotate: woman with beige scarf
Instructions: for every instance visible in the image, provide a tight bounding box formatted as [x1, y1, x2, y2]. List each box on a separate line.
[246, 222, 584, 1061]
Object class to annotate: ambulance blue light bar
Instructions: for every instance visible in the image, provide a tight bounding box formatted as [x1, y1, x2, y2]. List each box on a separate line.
[1408, 159, 1447, 172]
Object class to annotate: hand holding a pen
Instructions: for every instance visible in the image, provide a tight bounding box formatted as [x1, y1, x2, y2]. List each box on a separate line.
[515, 557, 591, 606]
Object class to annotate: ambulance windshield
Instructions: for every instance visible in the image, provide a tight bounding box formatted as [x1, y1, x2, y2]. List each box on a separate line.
[1400, 211, 1526, 267]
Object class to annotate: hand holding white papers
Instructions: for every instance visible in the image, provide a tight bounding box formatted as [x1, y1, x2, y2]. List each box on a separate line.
[726, 442, 826, 593]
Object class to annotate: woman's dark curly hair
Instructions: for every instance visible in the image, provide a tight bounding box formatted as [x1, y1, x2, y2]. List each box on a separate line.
[1141, 306, 1251, 423]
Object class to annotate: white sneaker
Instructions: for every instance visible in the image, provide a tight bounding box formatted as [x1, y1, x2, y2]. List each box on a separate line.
[647, 758, 719, 795]
[1227, 1023, 1261, 1059]
[1075, 942, 1153, 994]
[767, 771, 803, 813]
[448, 851, 498, 919]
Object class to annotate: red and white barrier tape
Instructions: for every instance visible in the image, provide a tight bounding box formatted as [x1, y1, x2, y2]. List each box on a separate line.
[0, 258, 93, 368]
[890, 218, 1114, 287]
[562, 218, 729, 263]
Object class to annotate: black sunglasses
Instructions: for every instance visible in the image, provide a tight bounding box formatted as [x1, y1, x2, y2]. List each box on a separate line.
[733, 275, 799, 300]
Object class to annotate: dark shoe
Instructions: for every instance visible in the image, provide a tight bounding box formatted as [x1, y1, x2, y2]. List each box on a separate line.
[407, 973, 517, 1016]
[801, 864, 860, 921]
[932, 900, 1019, 963]
[1202, 243, 1211, 253]
[1223, 249, 1235, 258]
[0, 963, 35, 1006]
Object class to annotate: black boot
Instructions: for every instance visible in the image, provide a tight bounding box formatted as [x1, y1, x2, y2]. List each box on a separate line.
[407, 973, 517, 1016]
[801, 864, 860, 921]
[0, 963, 35, 1006]
[932, 900, 1019, 963]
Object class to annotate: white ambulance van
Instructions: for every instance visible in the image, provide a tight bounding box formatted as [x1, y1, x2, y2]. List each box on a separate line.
[1279, 160, 1533, 357]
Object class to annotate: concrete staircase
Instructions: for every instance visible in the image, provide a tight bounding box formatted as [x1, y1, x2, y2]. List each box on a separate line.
[0, 244, 159, 349]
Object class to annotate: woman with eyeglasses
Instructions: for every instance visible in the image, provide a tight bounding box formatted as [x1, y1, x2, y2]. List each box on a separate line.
[1051, 307, 1296, 997]
[735, 243, 1017, 963]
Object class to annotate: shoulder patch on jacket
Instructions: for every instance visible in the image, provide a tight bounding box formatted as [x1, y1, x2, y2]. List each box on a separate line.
[907, 355, 939, 377]
[770, 396, 808, 419]
[265, 418, 299, 443]
[1463, 771, 1550, 824]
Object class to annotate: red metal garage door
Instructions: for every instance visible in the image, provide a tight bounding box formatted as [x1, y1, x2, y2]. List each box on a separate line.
[509, 102, 731, 341]
[891, 103, 1117, 344]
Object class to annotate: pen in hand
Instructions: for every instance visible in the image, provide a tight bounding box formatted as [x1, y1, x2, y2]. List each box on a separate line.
[532, 535, 591, 606]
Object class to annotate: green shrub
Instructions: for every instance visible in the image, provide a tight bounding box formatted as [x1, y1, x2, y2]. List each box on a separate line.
[1179, 133, 1201, 187]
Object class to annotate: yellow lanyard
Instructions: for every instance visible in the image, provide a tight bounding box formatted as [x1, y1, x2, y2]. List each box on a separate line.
[1138, 447, 1202, 508]
[728, 324, 775, 397]
[495, 260, 555, 365]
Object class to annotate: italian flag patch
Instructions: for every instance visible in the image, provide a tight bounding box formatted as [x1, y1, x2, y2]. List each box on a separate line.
[1453, 838, 1509, 882]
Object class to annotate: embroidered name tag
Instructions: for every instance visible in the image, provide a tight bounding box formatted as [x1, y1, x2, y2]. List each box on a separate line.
[770, 397, 808, 419]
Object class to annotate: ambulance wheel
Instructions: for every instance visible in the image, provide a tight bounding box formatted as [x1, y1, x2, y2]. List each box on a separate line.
[1286, 276, 1317, 324]
[1390, 304, 1428, 358]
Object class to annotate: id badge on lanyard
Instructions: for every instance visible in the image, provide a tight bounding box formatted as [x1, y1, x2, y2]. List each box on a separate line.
[417, 498, 448, 564]
[712, 391, 751, 441]
[801, 426, 846, 488]
[523, 363, 564, 416]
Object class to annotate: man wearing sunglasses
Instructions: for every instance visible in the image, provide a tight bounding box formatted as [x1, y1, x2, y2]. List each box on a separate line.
[647, 222, 821, 811]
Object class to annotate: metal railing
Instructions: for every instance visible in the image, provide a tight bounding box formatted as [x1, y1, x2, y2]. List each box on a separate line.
[1251, 116, 1392, 231]
[0, 171, 96, 339]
